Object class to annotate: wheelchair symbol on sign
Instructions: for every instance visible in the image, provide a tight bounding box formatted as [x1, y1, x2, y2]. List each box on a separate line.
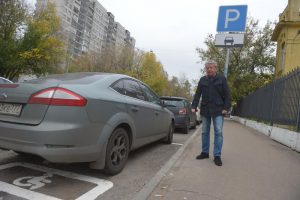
[13, 173, 53, 190]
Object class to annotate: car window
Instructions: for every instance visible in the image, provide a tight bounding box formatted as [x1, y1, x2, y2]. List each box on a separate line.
[139, 83, 161, 105]
[183, 100, 187, 108]
[111, 79, 125, 94]
[163, 100, 184, 107]
[186, 101, 191, 109]
[124, 79, 146, 101]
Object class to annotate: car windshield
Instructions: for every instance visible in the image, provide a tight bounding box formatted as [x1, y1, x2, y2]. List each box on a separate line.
[0, 78, 12, 84]
[24, 73, 111, 85]
[163, 100, 184, 107]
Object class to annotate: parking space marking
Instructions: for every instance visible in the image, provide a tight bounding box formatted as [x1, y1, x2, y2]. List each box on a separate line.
[171, 142, 183, 146]
[0, 181, 60, 200]
[0, 162, 113, 200]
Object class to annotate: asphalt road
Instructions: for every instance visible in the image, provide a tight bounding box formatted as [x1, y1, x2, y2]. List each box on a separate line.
[0, 127, 199, 200]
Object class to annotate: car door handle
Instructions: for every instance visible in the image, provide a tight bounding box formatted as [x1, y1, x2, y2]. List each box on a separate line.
[155, 111, 159, 116]
[131, 106, 140, 112]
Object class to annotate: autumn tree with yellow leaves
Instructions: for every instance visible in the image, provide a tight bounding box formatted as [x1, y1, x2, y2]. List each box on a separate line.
[70, 47, 193, 98]
[0, 0, 65, 80]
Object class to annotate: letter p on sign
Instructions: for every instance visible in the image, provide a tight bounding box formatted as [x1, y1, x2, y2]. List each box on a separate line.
[217, 5, 248, 32]
[225, 9, 240, 28]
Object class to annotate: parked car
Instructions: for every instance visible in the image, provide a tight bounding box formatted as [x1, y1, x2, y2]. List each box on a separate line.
[0, 77, 13, 84]
[0, 73, 175, 175]
[160, 96, 197, 134]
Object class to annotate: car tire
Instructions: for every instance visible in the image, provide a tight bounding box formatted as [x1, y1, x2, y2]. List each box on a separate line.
[183, 119, 189, 134]
[164, 122, 174, 144]
[191, 119, 196, 129]
[196, 120, 200, 125]
[104, 128, 130, 175]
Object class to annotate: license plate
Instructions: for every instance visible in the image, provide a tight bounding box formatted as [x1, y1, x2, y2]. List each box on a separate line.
[0, 103, 22, 116]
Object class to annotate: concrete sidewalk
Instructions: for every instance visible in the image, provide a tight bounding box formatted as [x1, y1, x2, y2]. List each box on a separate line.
[147, 120, 300, 200]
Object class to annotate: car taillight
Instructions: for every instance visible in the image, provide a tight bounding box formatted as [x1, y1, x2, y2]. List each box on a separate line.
[28, 87, 87, 106]
[179, 108, 187, 115]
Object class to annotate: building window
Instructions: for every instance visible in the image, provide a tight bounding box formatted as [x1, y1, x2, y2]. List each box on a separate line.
[280, 42, 285, 72]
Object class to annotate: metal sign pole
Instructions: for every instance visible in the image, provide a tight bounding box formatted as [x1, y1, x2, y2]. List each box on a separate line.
[224, 48, 230, 78]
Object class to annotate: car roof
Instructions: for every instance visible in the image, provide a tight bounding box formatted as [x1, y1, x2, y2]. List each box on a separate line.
[160, 96, 188, 101]
[0, 77, 13, 83]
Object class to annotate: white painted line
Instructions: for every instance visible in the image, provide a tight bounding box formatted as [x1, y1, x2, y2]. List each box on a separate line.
[0, 162, 113, 200]
[0, 181, 61, 200]
[171, 142, 183, 146]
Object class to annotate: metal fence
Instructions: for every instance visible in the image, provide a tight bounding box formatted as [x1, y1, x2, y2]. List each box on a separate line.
[234, 67, 300, 131]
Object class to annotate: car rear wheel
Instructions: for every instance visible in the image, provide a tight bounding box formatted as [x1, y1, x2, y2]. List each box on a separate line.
[104, 128, 129, 175]
[164, 122, 174, 144]
[191, 119, 196, 129]
[183, 119, 189, 134]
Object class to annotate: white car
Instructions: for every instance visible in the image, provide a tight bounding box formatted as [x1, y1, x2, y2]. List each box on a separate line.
[0, 77, 13, 84]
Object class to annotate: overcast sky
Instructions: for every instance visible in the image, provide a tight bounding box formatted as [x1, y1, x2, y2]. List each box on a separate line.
[29, 0, 288, 81]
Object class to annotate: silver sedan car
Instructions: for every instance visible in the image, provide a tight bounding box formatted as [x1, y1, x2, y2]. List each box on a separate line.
[0, 73, 174, 174]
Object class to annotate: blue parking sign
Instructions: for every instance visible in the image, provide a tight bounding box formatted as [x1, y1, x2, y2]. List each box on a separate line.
[217, 5, 248, 32]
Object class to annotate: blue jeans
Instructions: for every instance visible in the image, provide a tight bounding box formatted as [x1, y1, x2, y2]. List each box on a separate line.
[201, 115, 224, 157]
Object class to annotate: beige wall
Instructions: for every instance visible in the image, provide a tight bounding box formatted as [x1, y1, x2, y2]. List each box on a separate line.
[275, 26, 300, 75]
[273, 0, 300, 76]
[288, 0, 300, 21]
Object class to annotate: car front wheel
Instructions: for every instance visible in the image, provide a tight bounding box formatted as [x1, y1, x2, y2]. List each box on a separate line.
[104, 128, 130, 175]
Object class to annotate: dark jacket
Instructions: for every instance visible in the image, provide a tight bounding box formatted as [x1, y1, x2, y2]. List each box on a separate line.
[192, 74, 231, 117]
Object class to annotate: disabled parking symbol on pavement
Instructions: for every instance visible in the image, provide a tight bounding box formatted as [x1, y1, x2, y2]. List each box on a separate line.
[13, 172, 53, 190]
[0, 162, 113, 200]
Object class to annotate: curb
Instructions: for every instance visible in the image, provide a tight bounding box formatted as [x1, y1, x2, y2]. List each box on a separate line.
[232, 116, 300, 153]
[132, 127, 200, 200]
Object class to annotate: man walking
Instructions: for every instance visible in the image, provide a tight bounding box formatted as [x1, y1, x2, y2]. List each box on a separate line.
[192, 61, 231, 166]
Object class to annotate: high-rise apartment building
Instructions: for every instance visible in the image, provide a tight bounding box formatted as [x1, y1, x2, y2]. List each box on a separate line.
[36, 0, 135, 58]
